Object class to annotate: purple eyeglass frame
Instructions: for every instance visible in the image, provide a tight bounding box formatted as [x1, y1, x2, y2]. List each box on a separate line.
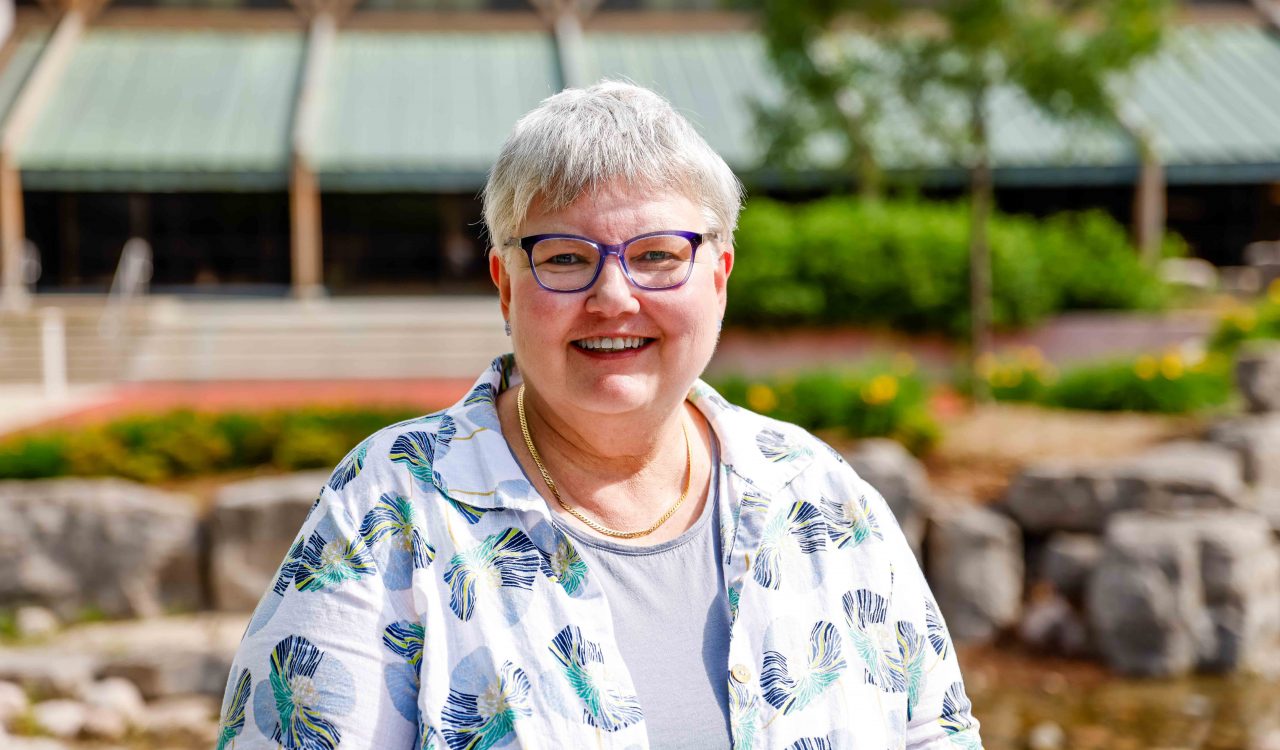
[503, 230, 718, 293]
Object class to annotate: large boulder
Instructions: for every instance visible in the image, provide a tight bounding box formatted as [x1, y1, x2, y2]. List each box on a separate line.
[1087, 510, 1280, 676]
[1110, 442, 1247, 514]
[0, 479, 202, 618]
[208, 471, 328, 611]
[843, 438, 932, 559]
[1196, 513, 1280, 672]
[1004, 460, 1120, 534]
[1207, 414, 1280, 488]
[1040, 533, 1104, 603]
[1087, 512, 1214, 677]
[1237, 344, 1280, 414]
[927, 503, 1023, 644]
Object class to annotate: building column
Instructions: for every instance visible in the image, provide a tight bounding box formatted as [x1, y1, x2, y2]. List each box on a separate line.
[1134, 142, 1166, 266]
[289, 11, 335, 299]
[0, 9, 84, 310]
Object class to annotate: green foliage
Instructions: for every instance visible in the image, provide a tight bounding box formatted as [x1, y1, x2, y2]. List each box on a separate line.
[713, 358, 939, 454]
[0, 406, 423, 482]
[727, 197, 1171, 335]
[975, 349, 1233, 414]
[1207, 284, 1280, 357]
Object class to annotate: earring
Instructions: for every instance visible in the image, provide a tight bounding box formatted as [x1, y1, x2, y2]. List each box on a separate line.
[504, 320, 512, 336]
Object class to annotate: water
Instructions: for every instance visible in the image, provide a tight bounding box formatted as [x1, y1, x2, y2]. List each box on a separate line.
[962, 649, 1280, 750]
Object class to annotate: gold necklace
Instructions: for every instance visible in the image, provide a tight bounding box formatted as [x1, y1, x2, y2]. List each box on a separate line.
[517, 383, 691, 540]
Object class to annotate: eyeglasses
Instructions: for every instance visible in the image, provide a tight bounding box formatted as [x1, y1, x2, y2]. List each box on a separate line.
[504, 230, 718, 293]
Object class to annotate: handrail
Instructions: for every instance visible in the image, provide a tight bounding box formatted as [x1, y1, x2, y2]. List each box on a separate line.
[99, 237, 153, 340]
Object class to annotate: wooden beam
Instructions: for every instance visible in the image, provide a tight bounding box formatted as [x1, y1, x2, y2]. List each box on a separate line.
[0, 9, 83, 311]
[289, 11, 335, 299]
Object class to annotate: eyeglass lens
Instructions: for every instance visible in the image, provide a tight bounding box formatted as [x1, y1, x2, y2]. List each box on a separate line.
[530, 235, 694, 291]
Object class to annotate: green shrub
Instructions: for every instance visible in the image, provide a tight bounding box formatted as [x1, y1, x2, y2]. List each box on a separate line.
[727, 197, 1174, 335]
[981, 349, 1233, 414]
[0, 405, 423, 482]
[713, 359, 939, 454]
[1208, 282, 1280, 356]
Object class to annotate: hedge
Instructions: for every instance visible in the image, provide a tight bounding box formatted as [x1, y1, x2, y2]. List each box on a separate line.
[0, 407, 423, 482]
[713, 358, 939, 454]
[726, 198, 1178, 336]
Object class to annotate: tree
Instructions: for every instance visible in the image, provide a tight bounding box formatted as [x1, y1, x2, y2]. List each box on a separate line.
[752, 0, 1174, 400]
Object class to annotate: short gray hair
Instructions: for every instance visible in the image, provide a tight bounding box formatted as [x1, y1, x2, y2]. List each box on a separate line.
[482, 80, 744, 258]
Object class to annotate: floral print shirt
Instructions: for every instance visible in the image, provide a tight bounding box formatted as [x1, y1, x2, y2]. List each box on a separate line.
[219, 355, 984, 750]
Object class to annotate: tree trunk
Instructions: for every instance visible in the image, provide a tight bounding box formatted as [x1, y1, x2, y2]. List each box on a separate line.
[968, 90, 994, 404]
[855, 144, 883, 202]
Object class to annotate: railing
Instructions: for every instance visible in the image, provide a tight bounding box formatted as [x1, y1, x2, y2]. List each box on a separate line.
[99, 237, 153, 341]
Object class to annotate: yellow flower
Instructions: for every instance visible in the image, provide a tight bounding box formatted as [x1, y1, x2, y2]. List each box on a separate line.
[1270, 278, 1280, 305]
[1232, 308, 1257, 332]
[1134, 355, 1158, 381]
[862, 374, 899, 405]
[1160, 352, 1184, 380]
[746, 383, 778, 413]
[892, 352, 916, 376]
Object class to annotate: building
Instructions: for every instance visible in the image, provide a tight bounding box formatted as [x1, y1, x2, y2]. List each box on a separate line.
[0, 0, 1277, 309]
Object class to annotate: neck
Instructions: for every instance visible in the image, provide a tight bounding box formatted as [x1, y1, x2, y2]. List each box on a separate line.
[499, 382, 711, 542]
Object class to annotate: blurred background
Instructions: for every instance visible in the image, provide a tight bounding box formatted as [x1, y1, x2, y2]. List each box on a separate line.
[1, 0, 1280, 748]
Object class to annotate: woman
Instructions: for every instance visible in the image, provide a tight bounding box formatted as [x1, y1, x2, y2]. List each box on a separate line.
[219, 81, 983, 750]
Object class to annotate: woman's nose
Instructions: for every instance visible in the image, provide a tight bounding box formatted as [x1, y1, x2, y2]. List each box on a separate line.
[585, 254, 641, 316]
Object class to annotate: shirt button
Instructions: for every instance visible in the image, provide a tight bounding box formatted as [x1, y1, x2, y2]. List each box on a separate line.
[730, 664, 752, 683]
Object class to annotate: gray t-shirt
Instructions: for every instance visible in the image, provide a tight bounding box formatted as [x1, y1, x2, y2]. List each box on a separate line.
[554, 438, 732, 750]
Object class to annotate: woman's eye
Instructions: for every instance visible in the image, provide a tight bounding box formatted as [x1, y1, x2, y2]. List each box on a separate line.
[549, 254, 585, 265]
[639, 251, 674, 262]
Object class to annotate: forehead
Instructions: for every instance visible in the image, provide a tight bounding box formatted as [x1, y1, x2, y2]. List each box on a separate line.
[521, 183, 703, 242]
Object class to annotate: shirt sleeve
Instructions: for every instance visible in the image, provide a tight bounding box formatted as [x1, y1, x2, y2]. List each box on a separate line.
[853, 472, 986, 750]
[215, 478, 425, 750]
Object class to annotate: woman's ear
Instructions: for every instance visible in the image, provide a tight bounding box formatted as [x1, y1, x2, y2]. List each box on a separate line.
[490, 250, 511, 321]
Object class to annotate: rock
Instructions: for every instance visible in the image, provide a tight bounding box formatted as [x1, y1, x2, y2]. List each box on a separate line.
[1088, 510, 1280, 676]
[927, 503, 1023, 643]
[1196, 513, 1280, 672]
[0, 479, 202, 618]
[139, 695, 219, 743]
[1040, 533, 1104, 602]
[1027, 720, 1066, 750]
[0, 650, 96, 698]
[844, 439, 933, 559]
[31, 698, 87, 739]
[1207, 415, 1280, 488]
[1019, 594, 1091, 657]
[1111, 442, 1247, 514]
[1160, 257, 1218, 291]
[82, 704, 128, 741]
[98, 650, 232, 701]
[1087, 512, 1214, 677]
[1004, 460, 1119, 533]
[208, 471, 328, 611]
[0, 680, 30, 726]
[1238, 344, 1280, 414]
[79, 678, 145, 728]
[14, 606, 60, 640]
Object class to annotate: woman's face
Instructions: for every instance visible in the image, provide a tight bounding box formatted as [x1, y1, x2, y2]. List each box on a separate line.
[490, 183, 733, 422]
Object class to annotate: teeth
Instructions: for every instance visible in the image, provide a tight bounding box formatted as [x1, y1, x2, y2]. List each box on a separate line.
[576, 336, 649, 351]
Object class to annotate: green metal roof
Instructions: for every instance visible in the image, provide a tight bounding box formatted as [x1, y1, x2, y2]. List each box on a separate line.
[1126, 24, 1280, 183]
[312, 32, 559, 190]
[578, 32, 781, 170]
[0, 22, 1275, 192]
[18, 30, 304, 191]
